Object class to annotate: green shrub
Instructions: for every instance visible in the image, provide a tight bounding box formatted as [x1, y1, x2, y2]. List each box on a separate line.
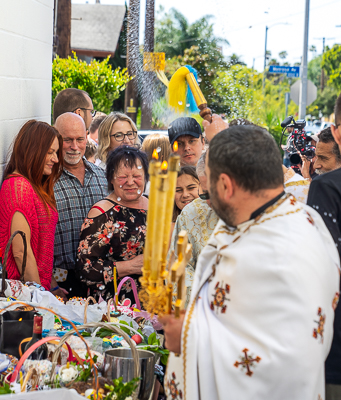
[52, 52, 132, 115]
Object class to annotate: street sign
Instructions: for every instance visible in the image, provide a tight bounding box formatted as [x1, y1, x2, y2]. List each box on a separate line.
[143, 52, 166, 72]
[290, 79, 317, 106]
[268, 65, 300, 78]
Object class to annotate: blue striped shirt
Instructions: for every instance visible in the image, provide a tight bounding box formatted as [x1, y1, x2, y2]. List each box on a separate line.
[54, 158, 108, 270]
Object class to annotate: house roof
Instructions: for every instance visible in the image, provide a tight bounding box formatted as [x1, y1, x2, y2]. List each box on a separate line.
[71, 4, 126, 57]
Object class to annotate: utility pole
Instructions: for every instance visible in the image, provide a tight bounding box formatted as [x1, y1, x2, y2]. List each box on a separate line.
[124, 0, 140, 124]
[56, 0, 71, 58]
[262, 26, 268, 90]
[141, 0, 155, 130]
[321, 37, 325, 91]
[299, 0, 310, 119]
[314, 37, 334, 92]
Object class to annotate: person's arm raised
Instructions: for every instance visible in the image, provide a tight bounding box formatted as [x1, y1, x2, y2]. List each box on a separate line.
[202, 114, 229, 143]
[10, 212, 41, 284]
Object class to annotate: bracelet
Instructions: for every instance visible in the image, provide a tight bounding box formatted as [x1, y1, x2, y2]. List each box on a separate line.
[50, 285, 60, 292]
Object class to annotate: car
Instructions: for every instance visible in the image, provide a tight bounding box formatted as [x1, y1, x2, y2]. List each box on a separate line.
[138, 130, 168, 143]
[318, 122, 332, 133]
[305, 120, 322, 134]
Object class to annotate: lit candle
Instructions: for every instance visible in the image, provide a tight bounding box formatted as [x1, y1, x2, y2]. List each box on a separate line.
[161, 143, 180, 272]
[143, 150, 161, 276]
[114, 266, 118, 305]
[150, 162, 169, 281]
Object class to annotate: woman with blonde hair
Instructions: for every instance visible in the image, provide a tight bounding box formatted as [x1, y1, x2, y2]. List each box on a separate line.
[97, 112, 141, 169]
[141, 133, 171, 163]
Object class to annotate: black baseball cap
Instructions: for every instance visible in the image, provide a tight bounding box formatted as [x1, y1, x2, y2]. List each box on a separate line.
[168, 117, 202, 145]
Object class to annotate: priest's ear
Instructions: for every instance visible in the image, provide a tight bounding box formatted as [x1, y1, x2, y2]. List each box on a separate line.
[216, 173, 234, 202]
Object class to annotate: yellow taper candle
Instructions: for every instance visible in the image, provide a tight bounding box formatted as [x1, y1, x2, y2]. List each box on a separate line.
[114, 266, 118, 305]
[150, 164, 169, 281]
[143, 150, 161, 275]
[161, 147, 180, 272]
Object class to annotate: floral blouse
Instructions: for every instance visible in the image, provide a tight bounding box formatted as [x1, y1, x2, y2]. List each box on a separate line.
[76, 199, 146, 304]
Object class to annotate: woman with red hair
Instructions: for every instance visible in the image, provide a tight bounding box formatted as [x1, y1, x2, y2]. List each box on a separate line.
[0, 120, 63, 294]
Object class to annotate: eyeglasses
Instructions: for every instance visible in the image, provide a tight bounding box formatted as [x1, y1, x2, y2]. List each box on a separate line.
[110, 131, 137, 142]
[199, 192, 210, 200]
[73, 108, 97, 117]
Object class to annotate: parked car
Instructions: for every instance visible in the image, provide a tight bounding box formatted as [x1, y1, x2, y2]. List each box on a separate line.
[318, 122, 332, 133]
[138, 130, 168, 143]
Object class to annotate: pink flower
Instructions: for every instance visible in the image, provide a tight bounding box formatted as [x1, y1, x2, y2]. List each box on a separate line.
[81, 219, 93, 231]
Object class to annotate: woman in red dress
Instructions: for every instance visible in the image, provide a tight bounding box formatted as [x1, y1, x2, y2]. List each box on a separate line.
[0, 120, 63, 295]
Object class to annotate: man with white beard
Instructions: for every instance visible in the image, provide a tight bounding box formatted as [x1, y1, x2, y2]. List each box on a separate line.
[53, 113, 107, 298]
[161, 122, 339, 400]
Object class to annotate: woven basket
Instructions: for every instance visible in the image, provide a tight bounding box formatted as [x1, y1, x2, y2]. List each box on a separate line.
[49, 322, 140, 381]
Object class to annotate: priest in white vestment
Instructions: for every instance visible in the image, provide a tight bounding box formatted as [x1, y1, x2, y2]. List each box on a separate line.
[161, 120, 340, 400]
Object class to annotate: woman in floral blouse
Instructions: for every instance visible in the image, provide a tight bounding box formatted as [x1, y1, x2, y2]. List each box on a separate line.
[76, 146, 149, 304]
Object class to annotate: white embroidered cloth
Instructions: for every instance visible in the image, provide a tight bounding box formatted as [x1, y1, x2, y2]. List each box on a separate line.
[165, 195, 339, 400]
[284, 167, 310, 204]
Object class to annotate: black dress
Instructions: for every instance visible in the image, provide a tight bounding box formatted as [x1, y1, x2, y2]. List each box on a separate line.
[76, 199, 146, 305]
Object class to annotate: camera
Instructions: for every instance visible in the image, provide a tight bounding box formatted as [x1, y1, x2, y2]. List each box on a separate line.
[280, 116, 316, 165]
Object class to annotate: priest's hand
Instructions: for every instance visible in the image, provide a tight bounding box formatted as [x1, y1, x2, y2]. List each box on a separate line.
[159, 311, 186, 354]
[203, 114, 229, 143]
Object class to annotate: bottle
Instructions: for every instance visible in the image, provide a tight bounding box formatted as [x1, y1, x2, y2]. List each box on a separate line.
[24, 314, 48, 360]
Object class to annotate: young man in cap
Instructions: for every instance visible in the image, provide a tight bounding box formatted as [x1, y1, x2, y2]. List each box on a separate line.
[168, 117, 205, 167]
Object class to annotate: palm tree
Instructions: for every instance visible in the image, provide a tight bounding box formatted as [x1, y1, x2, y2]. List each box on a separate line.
[155, 7, 228, 58]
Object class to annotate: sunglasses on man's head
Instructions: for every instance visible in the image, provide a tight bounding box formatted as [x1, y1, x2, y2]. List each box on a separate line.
[199, 192, 210, 200]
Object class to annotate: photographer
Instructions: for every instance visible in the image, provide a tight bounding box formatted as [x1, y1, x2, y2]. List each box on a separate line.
[280, 117, 317, 181]
[314, 127, 341, 174]
[298, 154, 318, 182]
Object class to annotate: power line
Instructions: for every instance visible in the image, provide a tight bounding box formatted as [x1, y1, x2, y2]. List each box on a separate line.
[224, 0, 341, 35]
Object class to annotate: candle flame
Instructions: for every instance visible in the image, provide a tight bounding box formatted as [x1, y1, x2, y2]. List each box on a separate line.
[152, 149, 159, 160]
[19, 318, 22, 321]
[161, 161, 168, 171]
[173, 141, 178, 152]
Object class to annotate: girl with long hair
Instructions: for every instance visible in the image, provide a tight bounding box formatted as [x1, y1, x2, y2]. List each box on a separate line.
[0, 120, 63, 291]
[173, 166, 200, 222]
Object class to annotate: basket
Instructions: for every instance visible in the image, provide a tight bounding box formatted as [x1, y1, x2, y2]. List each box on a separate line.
[115, 277, 141, 310]
[0, 302, 141, 395]
[49, 322, 140, 381]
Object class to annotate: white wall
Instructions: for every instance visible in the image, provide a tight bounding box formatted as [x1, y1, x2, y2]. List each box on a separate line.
[0, 0, 54, 176]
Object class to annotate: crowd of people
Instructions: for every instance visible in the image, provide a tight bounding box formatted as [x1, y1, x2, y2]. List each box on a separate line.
[1, 86, 341, 398]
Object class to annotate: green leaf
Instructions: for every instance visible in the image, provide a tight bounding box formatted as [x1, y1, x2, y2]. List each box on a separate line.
[0, 383, 14, 394]
[148, 332, 156, 345]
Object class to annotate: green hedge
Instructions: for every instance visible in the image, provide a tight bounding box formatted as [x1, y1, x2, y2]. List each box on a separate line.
[52, 52, 132, 115]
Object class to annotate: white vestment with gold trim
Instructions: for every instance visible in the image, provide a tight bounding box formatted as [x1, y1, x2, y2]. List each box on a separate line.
[284, 167, 310, 204]
[165, 195, 339, 400]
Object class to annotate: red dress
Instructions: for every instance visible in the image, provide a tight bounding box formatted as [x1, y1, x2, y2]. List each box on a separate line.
[0, 176, 58, 290]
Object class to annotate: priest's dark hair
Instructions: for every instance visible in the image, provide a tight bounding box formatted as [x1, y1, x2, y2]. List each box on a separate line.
[106, 145, 149, 192]
[208, 125, 284, 192]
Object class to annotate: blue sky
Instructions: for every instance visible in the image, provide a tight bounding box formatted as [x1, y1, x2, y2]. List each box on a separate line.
[72, 0, 341, 72]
